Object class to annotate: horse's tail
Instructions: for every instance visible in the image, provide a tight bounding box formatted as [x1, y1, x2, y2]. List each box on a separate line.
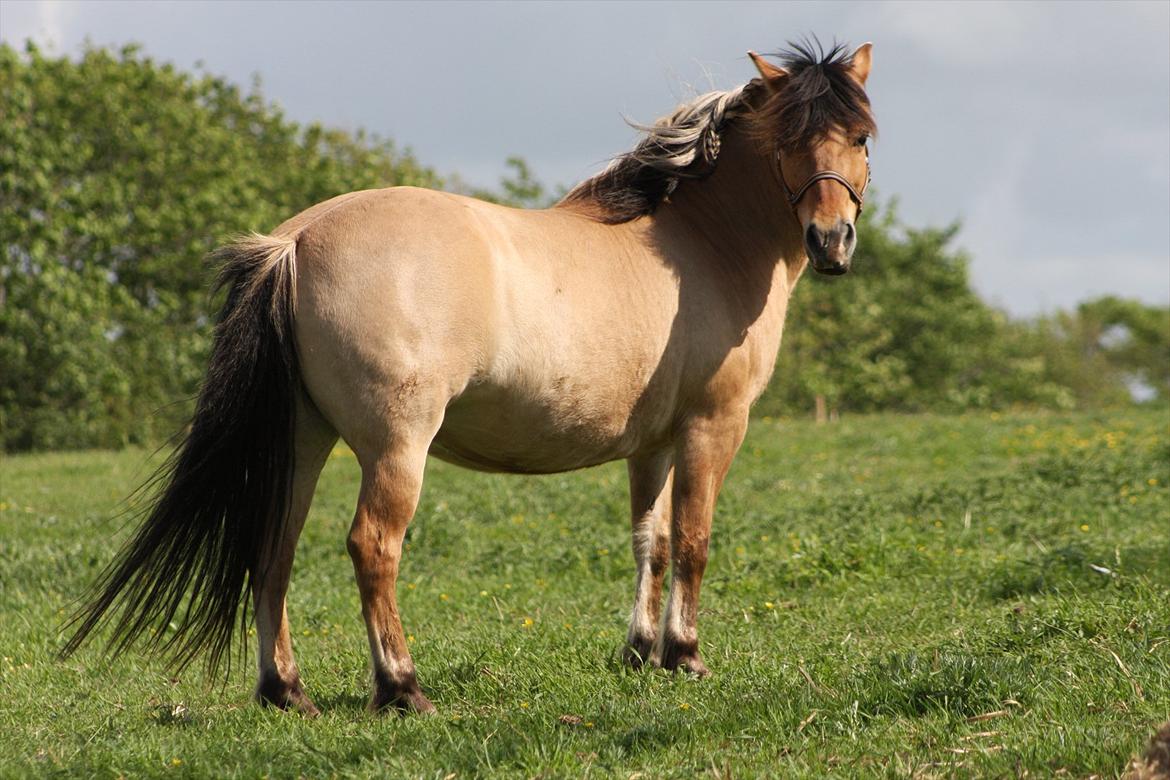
[61, 232, 301, 677]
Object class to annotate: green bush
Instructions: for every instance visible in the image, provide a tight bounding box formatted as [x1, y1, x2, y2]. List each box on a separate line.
[0, 42, 440, 451]
[758, 200, 1167, 417]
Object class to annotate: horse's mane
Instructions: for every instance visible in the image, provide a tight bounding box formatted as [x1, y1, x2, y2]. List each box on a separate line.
[558, 39, 876, 225]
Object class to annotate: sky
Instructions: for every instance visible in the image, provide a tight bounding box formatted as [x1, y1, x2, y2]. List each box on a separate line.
[2, 0, 1168, 315]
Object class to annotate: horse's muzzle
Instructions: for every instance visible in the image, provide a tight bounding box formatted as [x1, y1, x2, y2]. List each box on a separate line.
[805, 220, 855, 275]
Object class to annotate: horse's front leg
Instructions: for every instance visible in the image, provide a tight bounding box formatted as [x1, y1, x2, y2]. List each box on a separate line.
[651, 408, 748, 676]
[623, 451, 673, 668]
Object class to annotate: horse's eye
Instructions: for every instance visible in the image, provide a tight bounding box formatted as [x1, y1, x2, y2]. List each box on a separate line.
[856, 134, 869, 147]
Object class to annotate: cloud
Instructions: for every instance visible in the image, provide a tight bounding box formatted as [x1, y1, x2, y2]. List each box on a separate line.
[878, 0, 1169, 71]
[879, 1, 1035, 66]
[974, 248, 1170, 314]
[0, 0, 68, 50]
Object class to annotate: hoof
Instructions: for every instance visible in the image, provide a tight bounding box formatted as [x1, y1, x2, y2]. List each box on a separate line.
[658, 637, 710, 678]
[256, 672, 322, 717]
[371, 669, 436, 715]
[622, 633, 655, 670]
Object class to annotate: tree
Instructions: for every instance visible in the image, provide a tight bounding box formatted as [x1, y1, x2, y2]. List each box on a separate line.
[0, 42, 441, 450]
[757, 200, 1079, 417]
[1024, 297, 1170, 408]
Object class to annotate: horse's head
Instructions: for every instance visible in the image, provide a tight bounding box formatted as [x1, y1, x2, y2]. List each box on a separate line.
[748, 41, 875, 275]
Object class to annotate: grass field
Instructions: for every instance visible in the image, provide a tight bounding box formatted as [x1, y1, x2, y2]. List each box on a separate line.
[1, 409, 1168, 778]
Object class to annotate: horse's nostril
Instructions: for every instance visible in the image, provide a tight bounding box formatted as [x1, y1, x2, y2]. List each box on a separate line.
[805, 224, 825, 249]
[844, 222, 856, 242]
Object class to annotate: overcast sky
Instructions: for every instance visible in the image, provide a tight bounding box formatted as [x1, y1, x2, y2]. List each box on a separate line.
[3, 0, 1168, 315]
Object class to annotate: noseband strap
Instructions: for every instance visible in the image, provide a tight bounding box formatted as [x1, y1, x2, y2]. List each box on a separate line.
[777, 150, 871, 216]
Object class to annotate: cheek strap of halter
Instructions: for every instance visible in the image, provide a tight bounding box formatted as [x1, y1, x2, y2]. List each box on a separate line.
[776, 150, 871, 216]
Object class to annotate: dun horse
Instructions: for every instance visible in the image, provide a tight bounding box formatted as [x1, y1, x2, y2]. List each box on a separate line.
[64, 42, 876, 715]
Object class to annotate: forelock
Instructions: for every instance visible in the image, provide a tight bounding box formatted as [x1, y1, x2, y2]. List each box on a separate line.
[755, 37, 876, 152]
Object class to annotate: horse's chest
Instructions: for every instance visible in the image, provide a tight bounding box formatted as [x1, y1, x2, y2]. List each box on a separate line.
[742, 324, 786, 401]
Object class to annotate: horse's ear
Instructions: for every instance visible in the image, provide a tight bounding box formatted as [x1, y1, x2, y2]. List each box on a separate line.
[849, 42, 873, 86]
[748, 51, 787, 89]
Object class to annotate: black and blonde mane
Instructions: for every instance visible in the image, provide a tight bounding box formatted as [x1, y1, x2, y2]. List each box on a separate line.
[559, 39, 876, 224]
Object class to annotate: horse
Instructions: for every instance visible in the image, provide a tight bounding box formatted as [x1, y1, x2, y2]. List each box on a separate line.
[63, 40, 876, 716]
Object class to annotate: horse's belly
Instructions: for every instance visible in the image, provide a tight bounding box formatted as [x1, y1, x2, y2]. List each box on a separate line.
[430, 383, 655, 474]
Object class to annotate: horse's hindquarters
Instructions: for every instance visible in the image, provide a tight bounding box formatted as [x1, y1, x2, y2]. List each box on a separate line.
[291, 188, 496, 461]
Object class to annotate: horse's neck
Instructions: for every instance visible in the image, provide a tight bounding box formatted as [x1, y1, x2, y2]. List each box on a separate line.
[653, 125, 808, 327]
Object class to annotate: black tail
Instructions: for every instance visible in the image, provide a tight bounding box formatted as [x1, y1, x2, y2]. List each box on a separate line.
[62, 233, 301, 676]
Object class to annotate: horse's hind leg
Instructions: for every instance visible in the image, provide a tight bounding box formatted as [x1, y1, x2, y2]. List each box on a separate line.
[253, 395, 337, 716]
[347, 421, 439, 714]
[623, 451, 673, 669]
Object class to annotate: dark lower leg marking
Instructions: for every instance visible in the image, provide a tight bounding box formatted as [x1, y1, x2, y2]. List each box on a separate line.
[256, 670, 321, 717]
[370, 668, 435, 715]
[623, 632, 655, 669]
[658, 634, 709, 677]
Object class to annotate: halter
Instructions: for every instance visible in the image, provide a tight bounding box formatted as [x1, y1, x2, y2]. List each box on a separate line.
[776, 147, 871, 216]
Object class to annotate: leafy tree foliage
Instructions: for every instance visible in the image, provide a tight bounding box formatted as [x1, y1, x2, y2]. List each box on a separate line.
[760, 201, 1169, 418]
[759, 201, 1077, 416]
[1083, 297, 1170, 403]
[1019, 296, 1170, 408]
[1, 42, 439, 450]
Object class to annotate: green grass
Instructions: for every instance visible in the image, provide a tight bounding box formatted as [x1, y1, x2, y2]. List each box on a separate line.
[1, 409, 1168, 778]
